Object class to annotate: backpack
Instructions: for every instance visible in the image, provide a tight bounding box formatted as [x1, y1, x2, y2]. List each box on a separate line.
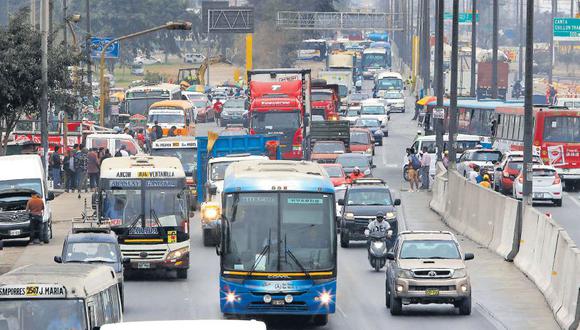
[410, 154, 421, 170]
[114, 150, 122, 157]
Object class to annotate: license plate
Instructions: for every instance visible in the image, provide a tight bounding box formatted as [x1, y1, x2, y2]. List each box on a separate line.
[271, 299, 285, 306]
[425, 289, 440, 296]
[137, 262, 151, 269]
[533, 193, 544, 199]
[9, 229, 20, 236]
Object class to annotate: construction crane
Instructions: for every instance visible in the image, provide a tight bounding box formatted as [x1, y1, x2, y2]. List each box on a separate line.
[177, 55, 229, 87]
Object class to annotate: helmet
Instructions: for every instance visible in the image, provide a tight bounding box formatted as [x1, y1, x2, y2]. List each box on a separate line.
[483, 174, 490, 181]
[354, 166, 360, 173]
[376, 212, 385, 221]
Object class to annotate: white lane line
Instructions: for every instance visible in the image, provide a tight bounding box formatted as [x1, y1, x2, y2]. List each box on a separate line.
[336, 303, 348, 318]
[564, 192, 580, 208]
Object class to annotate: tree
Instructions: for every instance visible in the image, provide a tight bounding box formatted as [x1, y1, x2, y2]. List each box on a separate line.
[0, 10, 81, 155]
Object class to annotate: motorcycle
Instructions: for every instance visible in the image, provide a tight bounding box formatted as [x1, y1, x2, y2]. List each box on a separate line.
[365, 229, 392, 271]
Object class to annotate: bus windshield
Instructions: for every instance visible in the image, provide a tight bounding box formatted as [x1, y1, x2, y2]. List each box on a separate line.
[377, 79, 403, 91]
[362, 54, 386, 68]
[0, 299, 86, 330]
[102, 188, 186, 227]
[543, 116, 580, 143]
[312, 93, 333, 102]
[150, 149, 197, 177]
[147, 113, 184, 125]
[222, 192, 335, 272]
[126, 98, 167, 115]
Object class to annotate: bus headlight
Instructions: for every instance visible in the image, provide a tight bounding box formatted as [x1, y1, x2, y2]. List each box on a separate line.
[225, 291, 240, 303]
[263, 294, 272, 303]
[315, 290, 333, 306]
[166, 247, 189, 261]
[201, 204, 221, 222]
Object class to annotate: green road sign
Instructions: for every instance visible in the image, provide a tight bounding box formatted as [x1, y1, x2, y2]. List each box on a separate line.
[444, 12, 479, 23]
[553, 18, 580, 41]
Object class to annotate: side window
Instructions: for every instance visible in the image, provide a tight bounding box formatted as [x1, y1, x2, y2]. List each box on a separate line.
[100, 289, 113, 324]
[411, 141, 419, 152]
[120, 140, 138, 155]
[107, 285, 122, 322]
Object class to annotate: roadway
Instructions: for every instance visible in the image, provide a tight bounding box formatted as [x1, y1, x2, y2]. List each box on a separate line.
[119, 82, 558, 329]
[536, 190, 580, 244]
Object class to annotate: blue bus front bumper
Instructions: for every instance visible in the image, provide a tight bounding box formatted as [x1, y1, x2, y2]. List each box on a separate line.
[220, 278, 336, 315]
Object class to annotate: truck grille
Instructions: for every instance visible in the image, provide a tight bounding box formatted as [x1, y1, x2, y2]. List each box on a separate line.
[0, 211, 30, 224]
[409, 285, 456, 291]
[412, 269, 452, 278]
[121, 248, 167, 261]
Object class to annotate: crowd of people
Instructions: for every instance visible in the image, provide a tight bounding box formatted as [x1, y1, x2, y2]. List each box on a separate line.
[405, 146, 431, 192]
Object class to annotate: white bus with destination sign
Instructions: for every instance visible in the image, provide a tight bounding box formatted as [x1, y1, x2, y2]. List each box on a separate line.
[0, 264, 122, 330]
[151, 136, 198, 210]
[98, 156, 191, 279]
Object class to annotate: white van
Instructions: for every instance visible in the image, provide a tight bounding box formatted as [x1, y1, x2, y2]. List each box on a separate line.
[85, 134, 142, 155]
[402, 134, 482, 180]
[0, 155, 54, 242]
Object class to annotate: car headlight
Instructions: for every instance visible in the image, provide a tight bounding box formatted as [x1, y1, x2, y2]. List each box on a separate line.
[385, 212, 396, 220]
[166, 247, 189, 260]
[201, 204, 221, 221]
[452, 268, 467, 279]
[344, 212, 355, 220]
[397, 269, 414, 279]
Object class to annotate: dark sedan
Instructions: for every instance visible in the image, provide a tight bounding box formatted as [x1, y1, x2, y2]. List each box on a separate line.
[354, 118, 384, 145]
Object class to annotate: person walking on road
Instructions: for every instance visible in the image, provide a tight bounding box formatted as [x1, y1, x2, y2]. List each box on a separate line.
[468, 165, 483, 184]
[74, 146, 89, 194]
[407, 148, 421, 192]
[412, 94, 420, 120]
[419, 146, 431, 190]
[87, 148, 100, 191]
[63, 149, 75, 193]
[26, 193, 44, 244]
[49, 146, 62, 189]
[442, 150, 450, 169]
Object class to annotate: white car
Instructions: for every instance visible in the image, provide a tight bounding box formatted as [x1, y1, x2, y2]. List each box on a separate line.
[382, 90, 406, 113]
[513, 165, 563, 206]
[360, 99, 389, 135]
[133, 56, 161, 65]
[183, 53, 205, 64]
[341, 106, 361, 125]
[456, 149, 503, 179]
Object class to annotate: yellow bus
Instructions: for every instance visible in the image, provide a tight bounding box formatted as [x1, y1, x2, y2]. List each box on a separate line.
[148, 100, 196, 137]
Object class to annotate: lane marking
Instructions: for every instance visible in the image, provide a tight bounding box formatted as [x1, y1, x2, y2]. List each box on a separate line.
[336, 303, 348, 318]
[564, 192, 580, 208]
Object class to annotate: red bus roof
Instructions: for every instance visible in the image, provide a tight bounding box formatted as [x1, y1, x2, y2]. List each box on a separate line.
[496, 106, 580, 117]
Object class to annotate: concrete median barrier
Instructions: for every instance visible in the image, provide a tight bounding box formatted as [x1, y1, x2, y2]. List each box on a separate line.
[551, 231, 580, 329]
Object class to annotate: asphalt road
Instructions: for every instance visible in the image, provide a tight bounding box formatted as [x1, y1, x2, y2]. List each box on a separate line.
[121, 79, 558, 329]
[536, 190, 580, 244]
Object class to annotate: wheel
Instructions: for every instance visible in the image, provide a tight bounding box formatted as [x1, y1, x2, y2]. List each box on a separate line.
[312, 314, 328, 326]
[123, 270, 132, 281]
[176, 269, 188, 279]
[374, 259, 381, 272]
[42, 222, 50, 244]
[402, 108, 405, 113]
[389, 292, 402, 315]
[385, 281, 391, 308]
[340, 230, 350, 248]
[554, 199, 562, 207]
[459, 295, 472, 315]
[385, 130, 389, 137]
[403, 165, 410, 182]
[203, 229, 215, 247]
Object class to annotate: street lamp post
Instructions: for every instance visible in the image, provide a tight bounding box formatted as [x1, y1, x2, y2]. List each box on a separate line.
[98, 21, 192, 126]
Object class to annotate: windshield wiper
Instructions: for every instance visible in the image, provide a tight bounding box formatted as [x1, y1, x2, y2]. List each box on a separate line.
[243, 228, 271, 283]
[284, 236, 311, 280]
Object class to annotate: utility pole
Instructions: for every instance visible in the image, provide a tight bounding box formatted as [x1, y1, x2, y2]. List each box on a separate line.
[523, 0, 535, 207]
[470, 0, 477, 97]
[85, 0, 93, 111]
[491, 0, 499, 99]
[421, 0, 430, 96]
[31, 0, 36, 27]
[449, 0, 459, 167]
[63, 0, 67, 46]
[549, 0, 556, 84]
[40, 0, 49, 172]
[0, 0, 8, 26]
[435, 0, 444, 161]
[519, 0, 524, 81]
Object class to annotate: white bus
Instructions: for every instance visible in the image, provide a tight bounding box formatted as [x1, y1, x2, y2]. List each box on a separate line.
[98, 156, 190, 279]
[0, 264, 122, 330]
[123, 84, 182, 117]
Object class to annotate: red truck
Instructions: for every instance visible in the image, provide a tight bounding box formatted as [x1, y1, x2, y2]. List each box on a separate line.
[248, 69, 312, 160]
[477, 61, 509, 100]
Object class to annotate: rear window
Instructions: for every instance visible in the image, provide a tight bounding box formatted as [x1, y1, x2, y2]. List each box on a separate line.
[471, 151, 502, 162]
[323, 166, 343, 177]
[533, 169, 556, 176]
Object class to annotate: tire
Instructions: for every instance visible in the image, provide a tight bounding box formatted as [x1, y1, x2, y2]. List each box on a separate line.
[459, 296, 472, 315]
[202, 229, 214, 247]
[176, 269, 188, 279]
[42, 222, 50, 244]
[385, 130, 389, 137]
[554, 199, 562, 207]
[402, 108, 405, 113]
[123, 270, 132, 281]
[403, 165, 410, 182]
[340, 230, 350, 248]
[385, 280, 391, 308]
[374, 259, 381, 272]
[312, 314, 328, 326]
[389, 292, 402, 315]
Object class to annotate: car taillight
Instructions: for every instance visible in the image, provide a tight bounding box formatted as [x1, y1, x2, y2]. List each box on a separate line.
[181, 220, 189, 234]
[553, 174, 561, 185]
[503, 171, 510, 178]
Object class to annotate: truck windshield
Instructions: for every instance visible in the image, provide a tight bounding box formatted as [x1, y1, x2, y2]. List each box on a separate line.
[350, 132, 370, 144]
[0, 179, 43, 197]
[312, 93, 333, 102]
[102, 188, 186, 227]
[251, 111, 301, 132]
[210, 161, 233, 181]
[64, 242, 119, 263]
[347, 189, 392, 206]
[222, 192, 335, 272]
[399, 240, 461, 259]
[150, 149, 197, 177]
[0, 299, 86, 330]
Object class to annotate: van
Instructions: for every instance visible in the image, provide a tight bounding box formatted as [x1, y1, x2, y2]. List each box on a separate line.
[402, 134, 481, 180]
[85, 134, 142, 156]
[0, 155, 54, 242]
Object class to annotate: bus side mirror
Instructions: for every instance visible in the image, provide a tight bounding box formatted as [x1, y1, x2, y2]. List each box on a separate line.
[209, 184, 217, 196]
[215, 245, 221, 256]
[337, 199, 345, 206]
[394, 199, 401, 206]
[54, 256, 62, 263]
[47, 191, 55, 201]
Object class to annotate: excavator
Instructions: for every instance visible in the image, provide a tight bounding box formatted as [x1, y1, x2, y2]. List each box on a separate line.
[177, 55, 229, 88]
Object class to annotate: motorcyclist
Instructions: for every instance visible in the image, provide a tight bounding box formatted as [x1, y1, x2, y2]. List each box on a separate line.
[365, 212, 391, 239]
[349, 167, 365, 182]
[512, 80, 522, 98]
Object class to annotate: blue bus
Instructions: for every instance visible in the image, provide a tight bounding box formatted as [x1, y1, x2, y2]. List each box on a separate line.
[218, 160, 336, 326]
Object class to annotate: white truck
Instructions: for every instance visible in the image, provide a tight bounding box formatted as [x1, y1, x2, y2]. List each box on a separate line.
[318, 70, 353, 101]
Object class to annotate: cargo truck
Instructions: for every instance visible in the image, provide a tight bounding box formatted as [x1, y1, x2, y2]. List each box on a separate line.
[477, 62, 509, 100]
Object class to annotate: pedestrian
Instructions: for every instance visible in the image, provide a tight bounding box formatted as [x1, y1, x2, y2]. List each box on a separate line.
[26, 193, 44, 244]
[63, 149, 75, 192]
[152, 120, 163, 141]
[49, 146, 62, 189]
[74, 146, 89, 194]
[412, 94, 420, 120]
[419, 146, 431, 189]
[479, 174, 492, 189]
[442, 150, 450, 169]
[87, 148, 100, 191]
[469, 165, 482, 184]
[100, 149, 112, 167]
[168, 126, 177, 137]
[407, 148, 421, 192]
